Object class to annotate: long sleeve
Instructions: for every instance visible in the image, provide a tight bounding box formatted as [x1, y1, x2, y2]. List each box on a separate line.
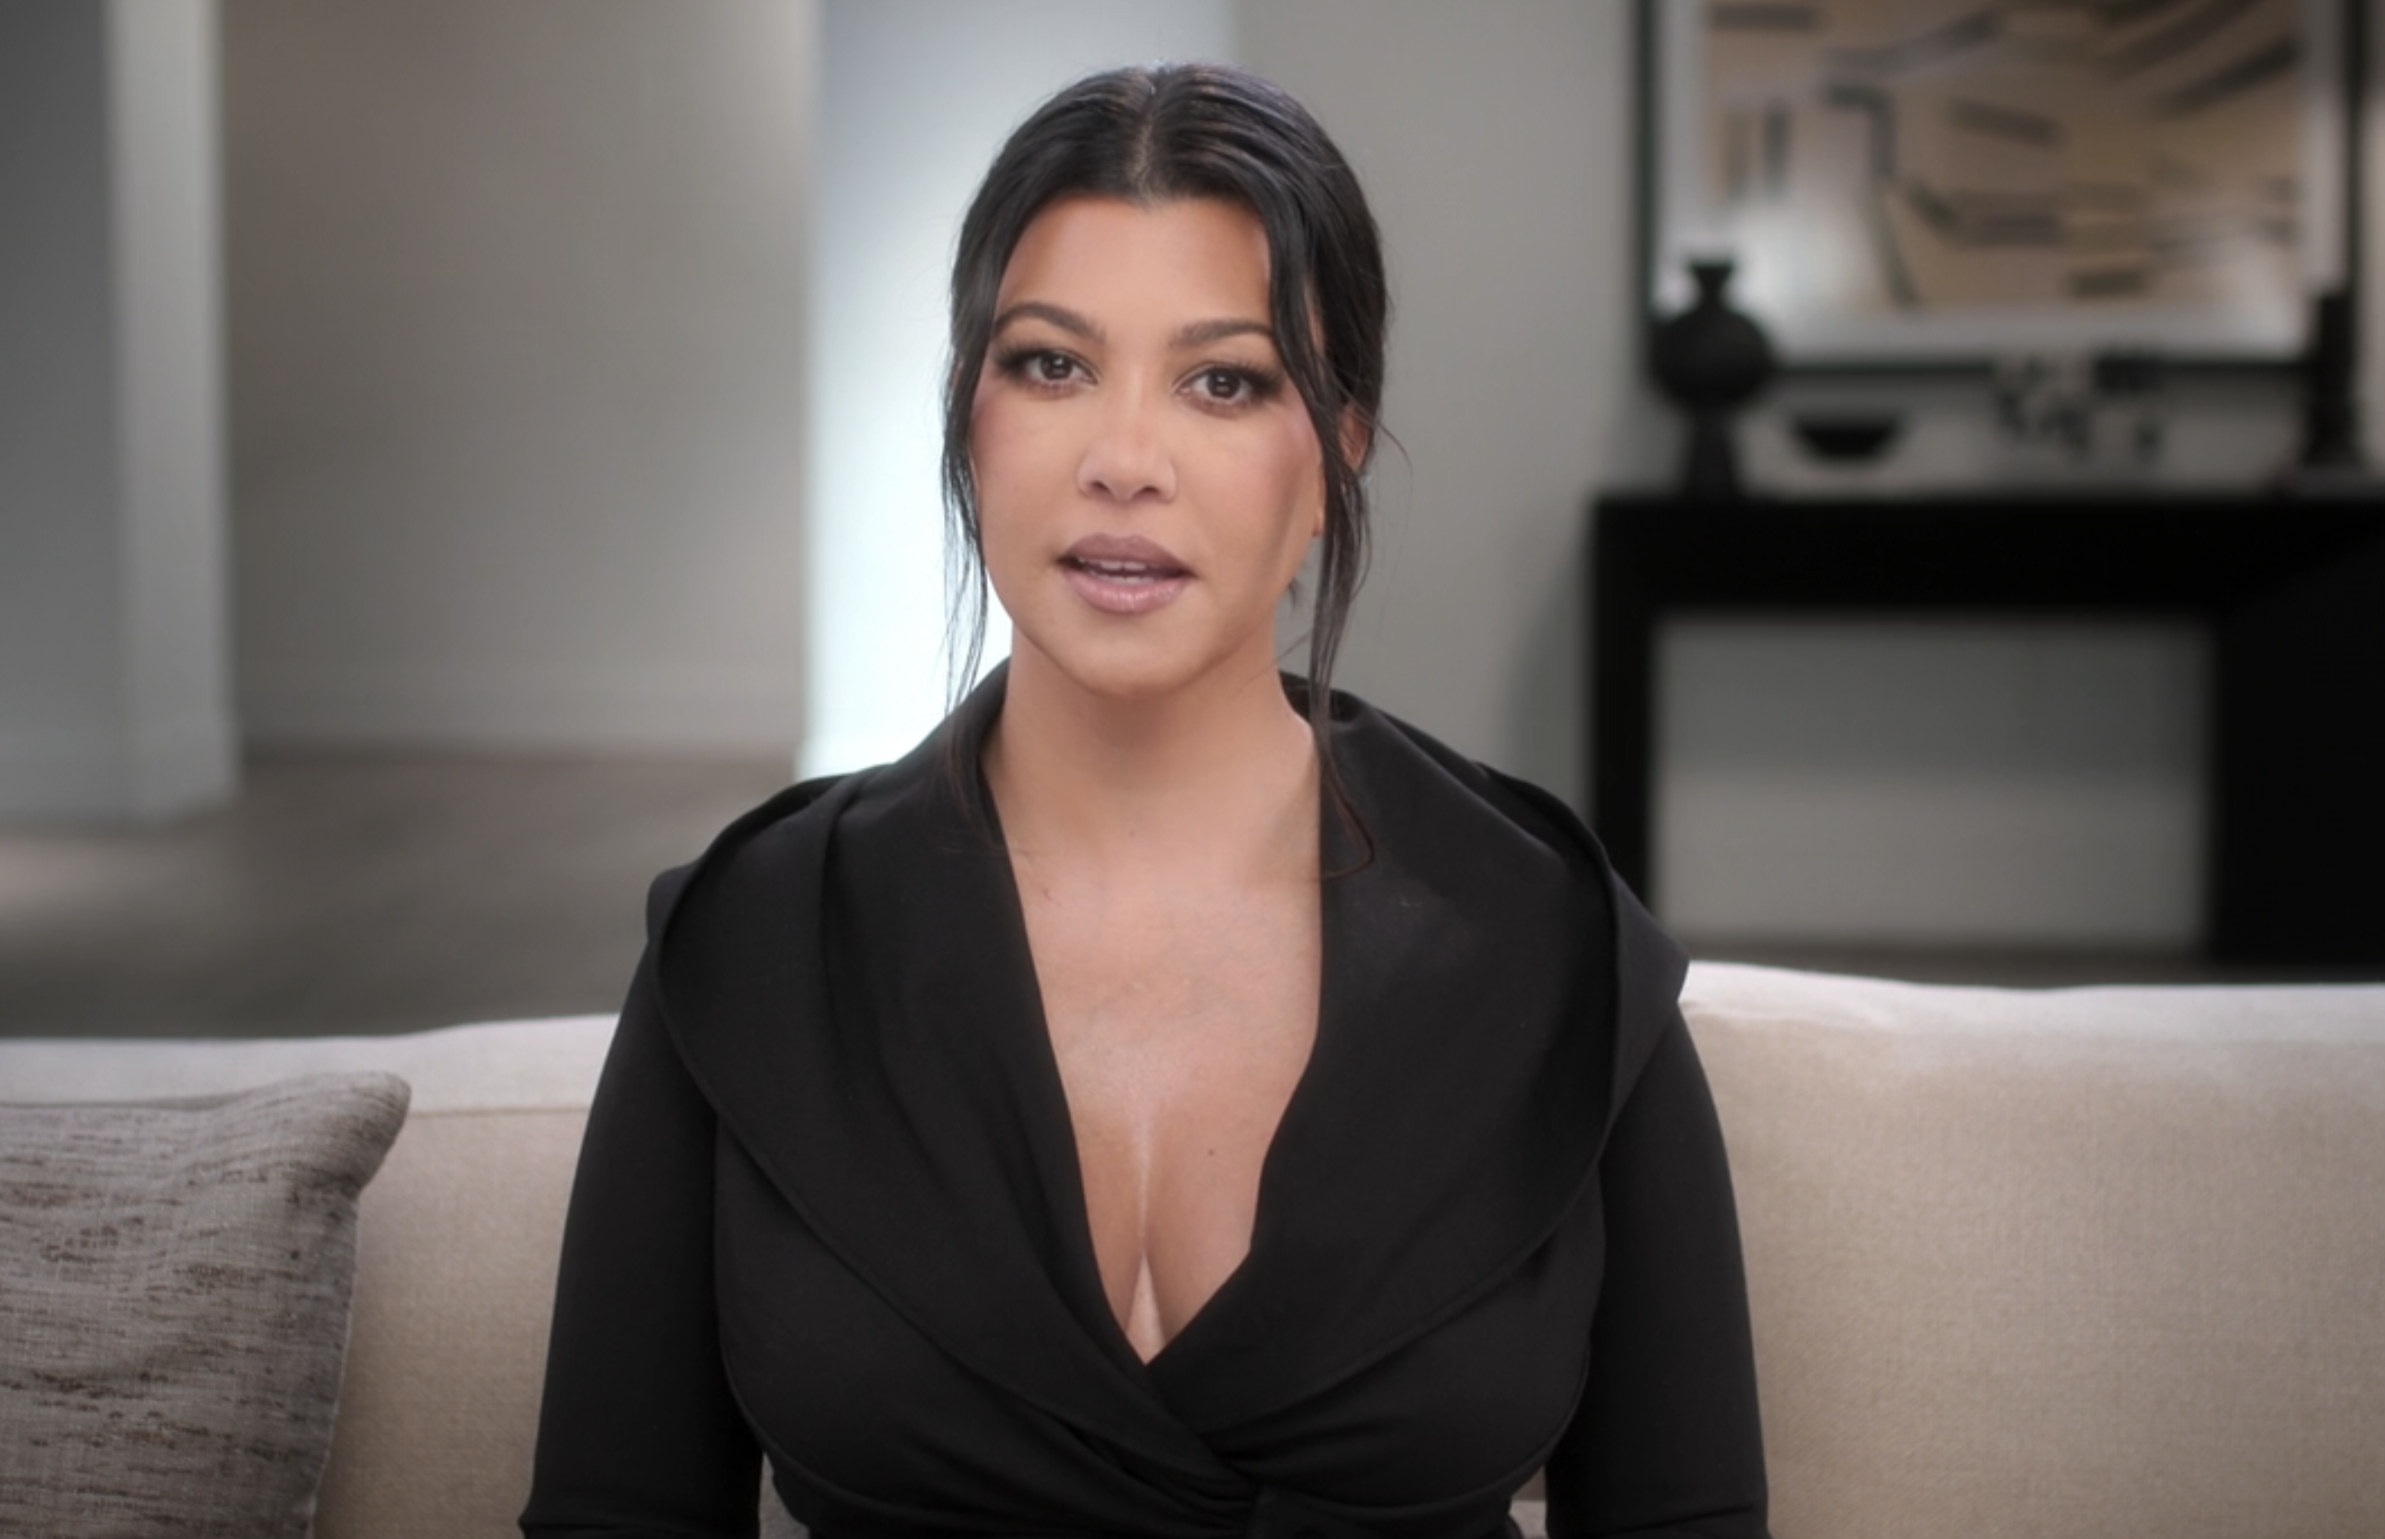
[1542, 1010, 1769, 1539]
[520, 924, 764, 1539]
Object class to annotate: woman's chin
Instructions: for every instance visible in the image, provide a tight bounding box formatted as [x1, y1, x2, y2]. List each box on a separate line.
[1006, 631, 1270, 714]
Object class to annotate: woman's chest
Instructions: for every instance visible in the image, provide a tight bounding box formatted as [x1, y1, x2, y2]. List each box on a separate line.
[1024, 877, 1323, 1358]
[713, 1140, 1606, 1534]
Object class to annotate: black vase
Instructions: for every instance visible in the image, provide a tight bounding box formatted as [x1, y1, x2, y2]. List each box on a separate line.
[2298, 287, 2366, 472]
[1650, 259, 1776, 500]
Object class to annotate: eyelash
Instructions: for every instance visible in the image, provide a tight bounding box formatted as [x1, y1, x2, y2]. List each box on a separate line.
[992, 346, 1083, 389]
[990, 347, 1286, 410]
[1190, 364, 1286, 407]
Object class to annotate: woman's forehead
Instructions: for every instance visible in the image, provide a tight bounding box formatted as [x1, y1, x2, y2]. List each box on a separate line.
[994, 195, 1274, 324]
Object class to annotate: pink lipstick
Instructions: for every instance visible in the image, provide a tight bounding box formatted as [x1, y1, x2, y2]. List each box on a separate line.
[1060, 534, 1192, 615]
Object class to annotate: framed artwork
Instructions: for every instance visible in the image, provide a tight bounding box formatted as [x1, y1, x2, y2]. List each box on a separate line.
[1639, 0, 2361, 370]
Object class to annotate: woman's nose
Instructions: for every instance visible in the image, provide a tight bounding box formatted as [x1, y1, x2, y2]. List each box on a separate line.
[1076, 390, 1176, 504]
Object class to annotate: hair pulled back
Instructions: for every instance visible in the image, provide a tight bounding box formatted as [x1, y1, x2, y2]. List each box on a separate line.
[942, 63, 1389, 754]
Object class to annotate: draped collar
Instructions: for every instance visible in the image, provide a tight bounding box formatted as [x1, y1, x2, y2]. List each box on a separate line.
[645, 667, 1687, 1472]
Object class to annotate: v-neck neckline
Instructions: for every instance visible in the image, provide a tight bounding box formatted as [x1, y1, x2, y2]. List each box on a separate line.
[967, 713, 1341, 1378]
[647, 661, 1662, 1441]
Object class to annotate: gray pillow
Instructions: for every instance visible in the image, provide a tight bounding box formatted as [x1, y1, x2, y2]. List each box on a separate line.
[0, 1072, 410, 1539]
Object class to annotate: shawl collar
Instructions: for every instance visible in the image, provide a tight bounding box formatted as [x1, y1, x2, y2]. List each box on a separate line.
[647, 670, 1687, 1463]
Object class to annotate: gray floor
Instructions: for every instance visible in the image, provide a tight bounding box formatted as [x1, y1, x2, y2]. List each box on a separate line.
[1, 754, 792, 1039]
[4, 754, 2363, 1042]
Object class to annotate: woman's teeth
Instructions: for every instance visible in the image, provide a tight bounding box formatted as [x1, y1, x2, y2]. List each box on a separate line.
[1072, 558, 1175, 580]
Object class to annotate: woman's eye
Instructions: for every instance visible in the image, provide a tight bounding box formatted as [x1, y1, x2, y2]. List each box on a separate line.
[1194, 367, 1254, 404]
[994, 347, 1083, 387]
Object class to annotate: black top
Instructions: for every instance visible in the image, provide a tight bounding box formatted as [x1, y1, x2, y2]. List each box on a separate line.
[521, 674, 1768, 1539]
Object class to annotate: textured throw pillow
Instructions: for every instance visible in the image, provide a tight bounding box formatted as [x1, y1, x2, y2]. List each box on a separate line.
[0, 1072, 410, 1539]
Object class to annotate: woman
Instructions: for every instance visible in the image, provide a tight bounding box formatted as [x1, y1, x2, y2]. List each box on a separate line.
[523, 63, 1767, 1539]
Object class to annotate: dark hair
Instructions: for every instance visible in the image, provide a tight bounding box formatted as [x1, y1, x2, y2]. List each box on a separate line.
[940, 62, 1389, 757]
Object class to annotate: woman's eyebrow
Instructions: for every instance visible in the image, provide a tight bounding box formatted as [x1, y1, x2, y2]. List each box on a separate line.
[990, 305, 1274, 352]
[1173, 317, 1274, 348]
[992, 301, 1100, 340]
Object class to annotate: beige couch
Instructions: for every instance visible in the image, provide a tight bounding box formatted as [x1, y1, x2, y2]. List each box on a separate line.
[5, 963, 2382, 1538]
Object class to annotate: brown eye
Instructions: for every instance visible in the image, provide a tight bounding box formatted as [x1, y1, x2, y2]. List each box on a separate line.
[994, 346, 1083, 387]
[1198, 368, 1250, 402]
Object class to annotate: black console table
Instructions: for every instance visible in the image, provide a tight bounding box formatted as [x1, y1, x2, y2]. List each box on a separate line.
[1589, 492, 2385, 966]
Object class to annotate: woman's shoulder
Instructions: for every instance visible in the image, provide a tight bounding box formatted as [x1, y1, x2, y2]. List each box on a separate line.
[642, 768, 865, 941]
[1321, 685, 1614, 878]
[1326, 686, 1689, 1054]
[643, 705, 987, 951]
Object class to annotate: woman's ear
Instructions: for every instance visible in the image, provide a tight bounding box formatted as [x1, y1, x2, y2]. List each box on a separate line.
[1337, 408, 1372, 477]
[1313, 409, 1369, 537]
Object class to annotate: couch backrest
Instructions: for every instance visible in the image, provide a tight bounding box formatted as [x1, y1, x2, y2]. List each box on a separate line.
[316, 1019, 612, 1538]
[1682, 963, 2385, 1539]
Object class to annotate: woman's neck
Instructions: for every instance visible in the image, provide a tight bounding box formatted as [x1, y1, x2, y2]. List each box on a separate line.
[983, 646, 1319, 878]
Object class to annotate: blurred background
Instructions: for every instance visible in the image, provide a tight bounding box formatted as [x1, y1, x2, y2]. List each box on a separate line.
[6, 0, 2382, 1038]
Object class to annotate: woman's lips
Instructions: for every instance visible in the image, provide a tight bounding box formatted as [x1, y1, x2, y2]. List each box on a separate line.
[1060, 535, 1191, 616]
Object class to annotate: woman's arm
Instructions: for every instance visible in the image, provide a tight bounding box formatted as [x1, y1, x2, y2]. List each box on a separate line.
[520, 936, 764, 1539]
[1542, 1013, 1770, 1539]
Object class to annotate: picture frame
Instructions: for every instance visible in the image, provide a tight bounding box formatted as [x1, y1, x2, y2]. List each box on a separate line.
[1637, 0, 2364, 374]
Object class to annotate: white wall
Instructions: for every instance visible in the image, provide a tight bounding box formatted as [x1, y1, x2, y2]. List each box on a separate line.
[1238, 0, 1656, 803]
[1653, 8, 2385, 948]
[113, 0, 236, 817]
[0, 4, 120, 814]
[225, 0, 814, 754]
[200, 1, 2364, 935]
[1656, 620, 2210, 947]
[1239, 1, 2385, 950]
[802, 0, 1233, 777]
[0, 0, 234, 823]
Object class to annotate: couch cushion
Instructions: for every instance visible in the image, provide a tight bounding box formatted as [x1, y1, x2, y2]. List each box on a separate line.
[1682, 962, 2385, 1539]
[0, 1016, 616, 1539]
[0, 1072, 410, 1539]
